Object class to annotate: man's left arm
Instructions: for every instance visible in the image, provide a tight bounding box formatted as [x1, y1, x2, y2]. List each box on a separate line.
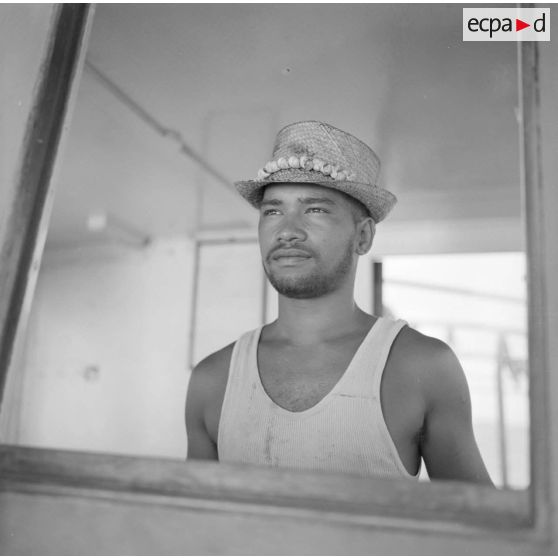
[419, 338, 493, 485]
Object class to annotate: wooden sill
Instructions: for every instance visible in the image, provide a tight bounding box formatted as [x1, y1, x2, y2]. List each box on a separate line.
[0, 444, 532, 536]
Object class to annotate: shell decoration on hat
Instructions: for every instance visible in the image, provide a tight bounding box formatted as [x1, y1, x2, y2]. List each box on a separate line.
[256, 156, 357, 183]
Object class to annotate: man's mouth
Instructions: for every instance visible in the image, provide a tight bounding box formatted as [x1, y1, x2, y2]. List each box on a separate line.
[270, 249, 312, 261]
[267, 248, 313, 267]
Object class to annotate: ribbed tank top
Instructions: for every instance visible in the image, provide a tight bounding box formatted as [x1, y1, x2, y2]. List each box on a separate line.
[218, 316, 419, 479]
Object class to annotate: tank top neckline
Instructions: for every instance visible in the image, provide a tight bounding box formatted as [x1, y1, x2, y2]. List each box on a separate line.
[252, 316, 385, 418]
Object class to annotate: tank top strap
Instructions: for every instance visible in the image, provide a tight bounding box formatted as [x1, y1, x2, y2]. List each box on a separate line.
[338, 317, 408, 398]
[219, 326, 262, 433]
[230, 326, 262, 381]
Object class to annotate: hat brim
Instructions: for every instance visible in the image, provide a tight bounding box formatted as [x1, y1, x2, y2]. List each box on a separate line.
[234, 173, 397, 223]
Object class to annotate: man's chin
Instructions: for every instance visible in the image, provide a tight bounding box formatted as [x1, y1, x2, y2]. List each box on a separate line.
[275, 287, 324, 300]
[267, 274, 330, 300]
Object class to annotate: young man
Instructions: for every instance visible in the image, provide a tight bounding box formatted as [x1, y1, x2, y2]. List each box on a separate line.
[186, 121, 492, 484]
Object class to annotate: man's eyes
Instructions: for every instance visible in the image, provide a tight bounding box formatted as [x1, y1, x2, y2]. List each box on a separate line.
[261, 207, 329, 216]
[262, 208, 280, 216]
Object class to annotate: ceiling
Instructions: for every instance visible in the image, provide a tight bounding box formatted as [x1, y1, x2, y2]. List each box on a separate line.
[46, 4, 520, 250]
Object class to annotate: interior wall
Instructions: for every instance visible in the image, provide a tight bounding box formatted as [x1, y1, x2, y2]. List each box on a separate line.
[194, 241, 263, 365]
[15, 238, 194, 459]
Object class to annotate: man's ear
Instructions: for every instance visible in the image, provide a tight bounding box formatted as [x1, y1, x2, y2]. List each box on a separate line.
[355, 217, 375, 255]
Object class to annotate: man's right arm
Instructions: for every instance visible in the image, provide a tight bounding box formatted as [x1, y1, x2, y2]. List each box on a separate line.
[185, 358, 218, 460]
[185, 344, 234, 460]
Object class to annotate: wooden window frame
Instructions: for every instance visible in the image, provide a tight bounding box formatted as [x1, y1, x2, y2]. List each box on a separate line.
[0, 6, 552, 549]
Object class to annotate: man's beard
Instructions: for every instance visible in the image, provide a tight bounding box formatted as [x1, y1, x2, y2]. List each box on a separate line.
[263, 242, 354, 300]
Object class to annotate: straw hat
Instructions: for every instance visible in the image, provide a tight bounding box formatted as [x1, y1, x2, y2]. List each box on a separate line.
[234, 120, 397, 223]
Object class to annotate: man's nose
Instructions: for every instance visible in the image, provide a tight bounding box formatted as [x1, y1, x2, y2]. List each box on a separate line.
[277, 215, 307, 244]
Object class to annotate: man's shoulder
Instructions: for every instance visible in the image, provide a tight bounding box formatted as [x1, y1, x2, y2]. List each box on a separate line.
[394, 324, 455, 361]
[193, 341, 236, 380]
[390, 324, 465, 387]
[187, 341, 236, 416]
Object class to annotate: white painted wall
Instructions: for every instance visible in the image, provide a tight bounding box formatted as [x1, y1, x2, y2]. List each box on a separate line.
[16, 237, 194, 459]
[193, 241, 263, 365]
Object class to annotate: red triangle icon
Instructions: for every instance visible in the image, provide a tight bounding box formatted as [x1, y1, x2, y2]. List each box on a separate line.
[516, 19, 530, 32]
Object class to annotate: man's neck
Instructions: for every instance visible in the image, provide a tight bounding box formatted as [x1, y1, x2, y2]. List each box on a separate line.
[271, 285, 373, 346]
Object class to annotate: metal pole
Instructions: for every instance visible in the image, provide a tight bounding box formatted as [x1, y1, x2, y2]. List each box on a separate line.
[496, 334, 509, 488]
[187, 241, 201, 370]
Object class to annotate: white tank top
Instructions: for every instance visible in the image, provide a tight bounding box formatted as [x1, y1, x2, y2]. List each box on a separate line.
[218, 316, 419, 479]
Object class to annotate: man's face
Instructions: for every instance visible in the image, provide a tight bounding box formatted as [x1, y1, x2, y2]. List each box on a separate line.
[258, 183, 361, 299]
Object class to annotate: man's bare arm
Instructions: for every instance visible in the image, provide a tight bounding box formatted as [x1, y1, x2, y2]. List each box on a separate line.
[185, 358, 218, 460]
[185, 343, 233, 460]
[186, 362, 217, 460]
[419, 338, 493, 485]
